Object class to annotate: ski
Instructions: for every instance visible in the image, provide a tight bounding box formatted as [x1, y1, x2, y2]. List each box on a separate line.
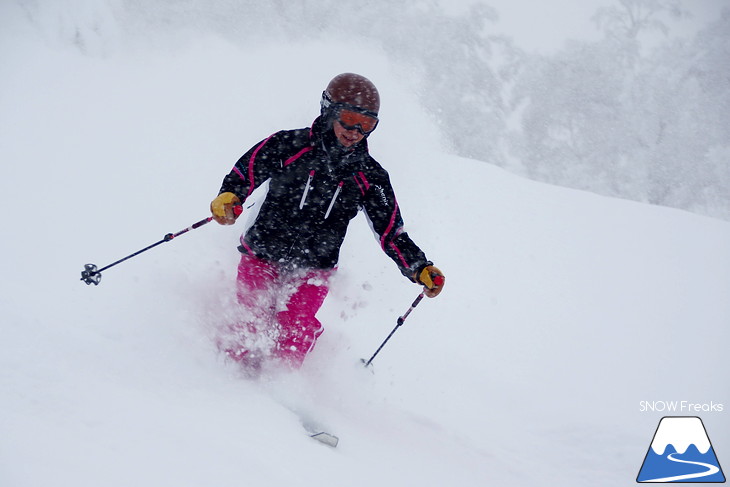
[289, 406, 339, 447]
[309, 431, 339, 447]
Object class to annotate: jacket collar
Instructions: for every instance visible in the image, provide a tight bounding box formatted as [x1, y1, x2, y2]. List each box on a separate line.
[310, 116, 369, 166]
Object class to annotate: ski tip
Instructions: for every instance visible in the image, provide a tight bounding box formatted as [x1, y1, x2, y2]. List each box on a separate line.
[310, 432, 339, 448]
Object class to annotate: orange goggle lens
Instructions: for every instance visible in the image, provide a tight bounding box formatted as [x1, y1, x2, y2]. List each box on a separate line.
[338, 109, 378, 134]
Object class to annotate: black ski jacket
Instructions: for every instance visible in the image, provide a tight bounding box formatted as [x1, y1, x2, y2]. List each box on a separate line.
[218, 117, 430, 280]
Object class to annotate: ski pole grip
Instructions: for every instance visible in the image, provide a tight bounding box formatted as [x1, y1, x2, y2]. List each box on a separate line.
[190, 218, 211, 230]
[233, 204, 243, 217]
[411, 292, 425, 308]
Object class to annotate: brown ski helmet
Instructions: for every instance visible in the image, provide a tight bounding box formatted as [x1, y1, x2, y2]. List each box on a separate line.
[321, 73, 380, 117]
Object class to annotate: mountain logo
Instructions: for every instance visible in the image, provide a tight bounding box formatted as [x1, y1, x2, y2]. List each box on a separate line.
[637, 416, 725, 483]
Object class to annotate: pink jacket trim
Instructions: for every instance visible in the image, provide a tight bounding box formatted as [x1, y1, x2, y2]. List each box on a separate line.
[380, 200, 399, 250]
[248, 134, 275, 197]
[284, 147, 313, 166]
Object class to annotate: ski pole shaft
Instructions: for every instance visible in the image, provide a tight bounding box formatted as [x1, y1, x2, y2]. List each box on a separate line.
[364, 292, 425, 367]
[95, 216, 213, 275]
[80, 207, 240, 286]
[397, 292, 425, 326]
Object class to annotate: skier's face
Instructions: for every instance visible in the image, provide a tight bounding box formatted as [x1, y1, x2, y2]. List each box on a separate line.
[333, 120, 365, 147]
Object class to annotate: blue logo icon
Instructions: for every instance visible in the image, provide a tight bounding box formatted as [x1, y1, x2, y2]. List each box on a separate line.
[637, 416, 725, 483]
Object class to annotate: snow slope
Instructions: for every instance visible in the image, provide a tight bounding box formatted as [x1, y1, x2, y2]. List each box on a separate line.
[2, 6, 729, 486]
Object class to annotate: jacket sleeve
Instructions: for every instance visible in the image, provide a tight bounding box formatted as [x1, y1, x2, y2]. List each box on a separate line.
[218, 131, 284, 201]
[362, 170, 431, 281]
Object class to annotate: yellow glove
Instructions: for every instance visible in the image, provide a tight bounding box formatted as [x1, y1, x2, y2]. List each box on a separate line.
[210, 192, 241, 225]
[415, 265, 445, 298]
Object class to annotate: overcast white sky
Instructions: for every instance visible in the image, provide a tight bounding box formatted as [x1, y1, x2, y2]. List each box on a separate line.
[442, 0, 728, 53]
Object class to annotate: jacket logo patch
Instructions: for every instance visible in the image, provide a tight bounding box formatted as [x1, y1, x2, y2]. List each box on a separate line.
[373, 185, 388, 206]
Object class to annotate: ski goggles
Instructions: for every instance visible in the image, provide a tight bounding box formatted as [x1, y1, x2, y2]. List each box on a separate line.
[337, 108, 379, 135]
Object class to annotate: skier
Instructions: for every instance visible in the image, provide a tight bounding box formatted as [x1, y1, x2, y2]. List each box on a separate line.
[210, 73, 445, 369]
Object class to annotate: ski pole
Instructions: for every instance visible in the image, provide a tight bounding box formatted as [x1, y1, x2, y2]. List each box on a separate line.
[363, 291, 426, 367]
[80, 206, 241, 286]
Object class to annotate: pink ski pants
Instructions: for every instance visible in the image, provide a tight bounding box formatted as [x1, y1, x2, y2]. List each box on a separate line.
[228, 253, 334, 368]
